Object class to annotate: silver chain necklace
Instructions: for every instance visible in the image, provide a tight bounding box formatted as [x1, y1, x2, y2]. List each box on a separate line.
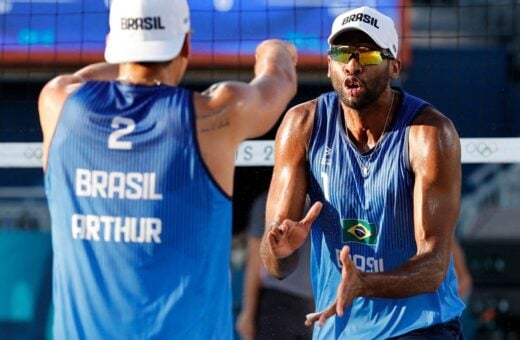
[348, 91, 395, 177]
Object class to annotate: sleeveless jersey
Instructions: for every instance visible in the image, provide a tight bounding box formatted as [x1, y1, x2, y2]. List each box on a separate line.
[45, 81, 233, 339]
[307, 90, 465, 339]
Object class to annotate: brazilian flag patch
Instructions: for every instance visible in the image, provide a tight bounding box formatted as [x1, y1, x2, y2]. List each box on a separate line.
[341, 219, 378, 245]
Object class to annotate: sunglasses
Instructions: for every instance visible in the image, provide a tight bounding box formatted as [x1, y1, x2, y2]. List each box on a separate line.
[328, 45, 394, 65]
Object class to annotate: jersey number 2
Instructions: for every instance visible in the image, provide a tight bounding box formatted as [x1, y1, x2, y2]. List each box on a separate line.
[108, 117, 135, 150]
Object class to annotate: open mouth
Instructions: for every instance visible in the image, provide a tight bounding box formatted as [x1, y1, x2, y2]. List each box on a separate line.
[344, 77, 363, 96]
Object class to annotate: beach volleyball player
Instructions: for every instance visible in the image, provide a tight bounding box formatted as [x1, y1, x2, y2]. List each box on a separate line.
[38, 0, 297, 338]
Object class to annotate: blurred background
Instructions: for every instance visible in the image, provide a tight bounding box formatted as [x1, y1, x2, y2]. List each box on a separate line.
[1, 0, 520, 339]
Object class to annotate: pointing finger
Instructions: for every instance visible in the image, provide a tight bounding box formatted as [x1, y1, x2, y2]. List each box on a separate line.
[300, 202, 323, 225]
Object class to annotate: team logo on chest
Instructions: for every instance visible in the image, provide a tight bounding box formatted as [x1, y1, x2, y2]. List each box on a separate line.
[321, 146, 333, 166]
[341, 219, 378, 245]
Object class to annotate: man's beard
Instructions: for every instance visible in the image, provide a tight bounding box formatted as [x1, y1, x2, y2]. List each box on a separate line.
[332, 71, 390, 110]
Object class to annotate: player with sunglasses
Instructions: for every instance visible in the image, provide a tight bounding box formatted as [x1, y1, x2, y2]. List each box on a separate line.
[261, 6, 466, 339]
[328, 45, 394, 65]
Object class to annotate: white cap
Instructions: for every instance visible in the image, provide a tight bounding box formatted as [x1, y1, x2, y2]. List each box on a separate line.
[328, 6, 398, 58]
[105, 0, 190, 64]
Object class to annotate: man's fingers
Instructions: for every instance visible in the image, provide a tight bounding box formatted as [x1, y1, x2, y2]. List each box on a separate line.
[267, 223, 284, 239]
[304, 312, 321, 326]
[340, 245, 351, 273]
[267, 231, 279, 245]
[300, 201, 323, 225]
[336, 293, 346, 316]
[304, 247, 356, 328]
[304, 302, 335, 327]
[317, 304, 337, 327]
[337, 246, 351, 314]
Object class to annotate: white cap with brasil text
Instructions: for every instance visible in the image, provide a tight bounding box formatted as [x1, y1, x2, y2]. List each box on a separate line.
[328, 6, 398, 58]
[105, 0, 190, 64]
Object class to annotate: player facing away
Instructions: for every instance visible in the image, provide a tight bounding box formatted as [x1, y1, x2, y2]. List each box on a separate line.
[261, 6, 465, 339]
[38, 0, 297, 338]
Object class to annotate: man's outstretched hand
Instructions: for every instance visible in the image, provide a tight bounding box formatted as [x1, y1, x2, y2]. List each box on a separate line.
[266, 201, 322, 259]
[305, 245, 364, 327]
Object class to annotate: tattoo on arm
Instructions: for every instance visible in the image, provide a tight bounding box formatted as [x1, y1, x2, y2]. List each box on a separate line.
[197, 109, 230, 133]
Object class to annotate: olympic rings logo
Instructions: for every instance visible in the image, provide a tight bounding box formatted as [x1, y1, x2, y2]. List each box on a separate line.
[23, 146, 42, 160]
[465, 141, 498, 158]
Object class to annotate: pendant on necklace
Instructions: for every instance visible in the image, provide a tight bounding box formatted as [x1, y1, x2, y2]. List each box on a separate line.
[362, 166, 369, 177]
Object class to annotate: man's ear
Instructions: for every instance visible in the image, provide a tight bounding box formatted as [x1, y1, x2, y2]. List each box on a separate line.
[390, 58, 401, 80]
[327, 56, 332, 78]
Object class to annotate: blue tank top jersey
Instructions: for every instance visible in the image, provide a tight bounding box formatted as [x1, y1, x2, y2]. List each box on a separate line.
[45, 81, 233, 339]
[307, 90, 465, 339]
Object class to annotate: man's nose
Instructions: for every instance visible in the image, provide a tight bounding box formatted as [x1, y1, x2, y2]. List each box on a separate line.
[344, 55, 362, 75]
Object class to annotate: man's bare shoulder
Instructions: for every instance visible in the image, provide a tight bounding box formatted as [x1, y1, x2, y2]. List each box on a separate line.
[39, 73, 84, 113]
[275, 98, 318, 155]
[408, 105, 461, 173]
[42, 73, 83, 94]
[281, 98, 318, 132]
[410, 105, 459, 141]
[288, 98, 318, 116]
